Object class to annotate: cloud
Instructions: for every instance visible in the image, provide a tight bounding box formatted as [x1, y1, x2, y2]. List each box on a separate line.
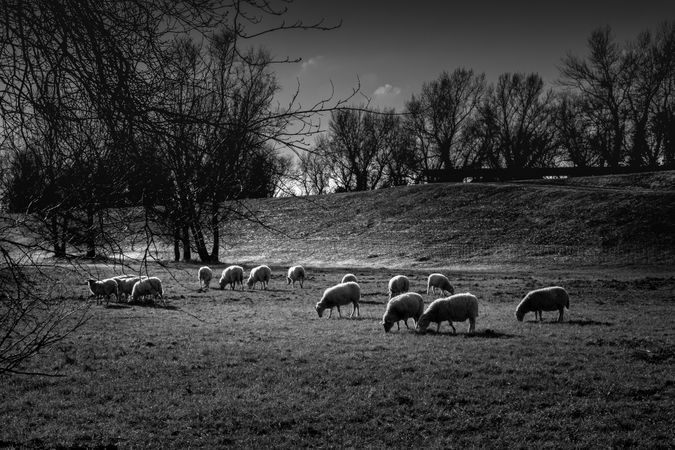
[301, 56, 324, 71]
[373, 84, 402, 97]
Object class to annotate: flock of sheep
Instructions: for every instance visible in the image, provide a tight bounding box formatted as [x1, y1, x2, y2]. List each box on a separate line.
[87, 264, 571, 333]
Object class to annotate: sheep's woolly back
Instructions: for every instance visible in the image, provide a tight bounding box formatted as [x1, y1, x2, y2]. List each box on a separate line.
[219, 265, 244, 289]
[382, 292, 425, 332]
[315, 282, 361, 317]
[417, 293, 479, 331]
[247, 265, 272, 288]
[341, 274, 357, 283]
[388, 275, 410, 298]
[515, 286, 570, 321]
[87, 278, 118, 297]
[198, 266, 213, 287]
[132, 277, 163, 301]
[286, 265, 306, 285]
[427, 273, 454, 295]
[114, 276, 144, 298]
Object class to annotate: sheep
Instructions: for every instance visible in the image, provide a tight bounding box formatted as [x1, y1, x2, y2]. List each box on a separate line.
[247, 265, 272, 290]
[341, 273, 357, 283]
[113, 275, 144, 301]
[198, 266, 213, 291]
[416, 293, 479, 334]
[315, 282, 360, 319]
[426, 273, 455, 296]
[219, 265, 244, 290]
[515, 286, 570, 322]
[87, 278, 119, 304]
[381, 292, 425, 332]
[286, 265, 306, 288]
[388, 275, 410, 299]
[131, 277, 165, 306]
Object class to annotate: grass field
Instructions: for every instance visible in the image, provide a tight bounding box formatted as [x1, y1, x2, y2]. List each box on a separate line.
[1, 262, 674, 448]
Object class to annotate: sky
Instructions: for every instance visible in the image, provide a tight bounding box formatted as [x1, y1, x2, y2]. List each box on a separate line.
[247, 0, 675, 117]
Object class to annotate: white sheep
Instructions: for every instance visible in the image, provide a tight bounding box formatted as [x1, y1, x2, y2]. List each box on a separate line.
[341, 273, 357, 283]
[416, 293, 479, 334]
[426, 273, 455, 296]
[131, 277, 165, 306]
[87, 278, 119, 304]
[381, 292, 425, 332]
[247, 265, 272, 290]
[515, 286, 570, 322]
[315, 281, 360, 319]
[198, 266, 213, 291]
[286, 265, 306, 288]
[113, 275, 144, 301]
[388, 275, 410, 299]
[219, 265, 244, 290]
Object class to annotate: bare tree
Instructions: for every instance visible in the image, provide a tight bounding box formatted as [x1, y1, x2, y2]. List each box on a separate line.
[479, 73, 558, 169]
[405, 68, 486, 170]
[559, 27, 632, 167]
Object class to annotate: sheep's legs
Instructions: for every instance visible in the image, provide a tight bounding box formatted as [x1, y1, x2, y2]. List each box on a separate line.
[558, 309, 564, 322]
[436, 323, 441, 332]
[468, 318, 476, 333]
[328, 309, 333, 319]
[404, 319, 409, 329]
[337, 305, 342, 318]
[449, 322, 456, 334]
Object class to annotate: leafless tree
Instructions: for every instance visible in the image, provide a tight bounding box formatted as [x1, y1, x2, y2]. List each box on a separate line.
[479, 73, 559, 169]
[405, 68, 486, 170]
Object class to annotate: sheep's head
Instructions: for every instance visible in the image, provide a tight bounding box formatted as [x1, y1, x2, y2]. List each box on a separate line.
[286, 277, 292, 285]
[246, 278, 254, 289]
[382, 320, 394, 333]
[315, 303, 325, 318]
[515, 298, 528, 321]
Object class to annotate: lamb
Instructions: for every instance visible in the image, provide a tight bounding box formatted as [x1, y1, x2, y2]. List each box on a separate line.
[113, 275, 144, 301]
[87, 278, 119, 304]
[426, 273, 455, 296]
[381, 292, 425, 332]
[131, 277, 165, 306]
[515, 286, 570, 322]
[198, 266, 213, 291]
[341, 274, 357, 283]
[219, 265, 244, 290]
[416, 293, 479, 334]
[388, 275, 410, 299]
[247, 265, 272, 290]
[315, 281, 360, 319]
[286, 265, 306, 288]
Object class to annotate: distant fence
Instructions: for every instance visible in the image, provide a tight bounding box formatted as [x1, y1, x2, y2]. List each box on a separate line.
[423, 166, 673, 183]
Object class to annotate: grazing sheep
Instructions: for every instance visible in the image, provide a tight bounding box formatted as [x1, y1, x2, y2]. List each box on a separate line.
[417, 293, 479, 334]
[131, 277, 165, 306]
[219, 265, 244, 290]
[388, 275, 410, 299]
[198, 266, 213, 291]
[515, 286, 570, 322]
[113, 275, 144, 301]
[247, 265, 272, 290]
[341, 273, 357, 283]
[87, 278, 119, 304]
[286, 265, 306, 288]
[315, 282, 360, 319]
[382, 292, 425, 332]
[426, 273, 455, 296]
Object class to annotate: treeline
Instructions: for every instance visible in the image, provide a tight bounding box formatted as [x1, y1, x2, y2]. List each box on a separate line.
[294, 23, 675, 194]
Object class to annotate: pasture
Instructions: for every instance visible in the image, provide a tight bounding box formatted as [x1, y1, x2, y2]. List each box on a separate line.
[1, 263, 674, 448]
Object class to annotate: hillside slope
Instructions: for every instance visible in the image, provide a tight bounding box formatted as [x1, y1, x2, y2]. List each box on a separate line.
[222, 171, 675, 269]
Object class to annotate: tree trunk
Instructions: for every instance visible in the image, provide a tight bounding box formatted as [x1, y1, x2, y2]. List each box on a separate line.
[209, 207, 219, 263]
[173, 227, 180, 262]
[85, 206, 95, 258]
[181, 226, 191, 262]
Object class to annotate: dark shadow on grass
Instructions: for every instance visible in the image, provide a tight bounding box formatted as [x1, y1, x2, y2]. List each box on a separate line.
[567, 319, 614, 326]
[416, 328, 515, 338]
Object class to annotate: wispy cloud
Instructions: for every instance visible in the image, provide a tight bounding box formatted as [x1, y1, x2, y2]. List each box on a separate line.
[301, 56, 324, 71]
[373, 83, 402, 97]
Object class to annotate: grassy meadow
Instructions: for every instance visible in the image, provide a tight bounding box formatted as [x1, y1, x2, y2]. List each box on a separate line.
[1, 263, 674, 448]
